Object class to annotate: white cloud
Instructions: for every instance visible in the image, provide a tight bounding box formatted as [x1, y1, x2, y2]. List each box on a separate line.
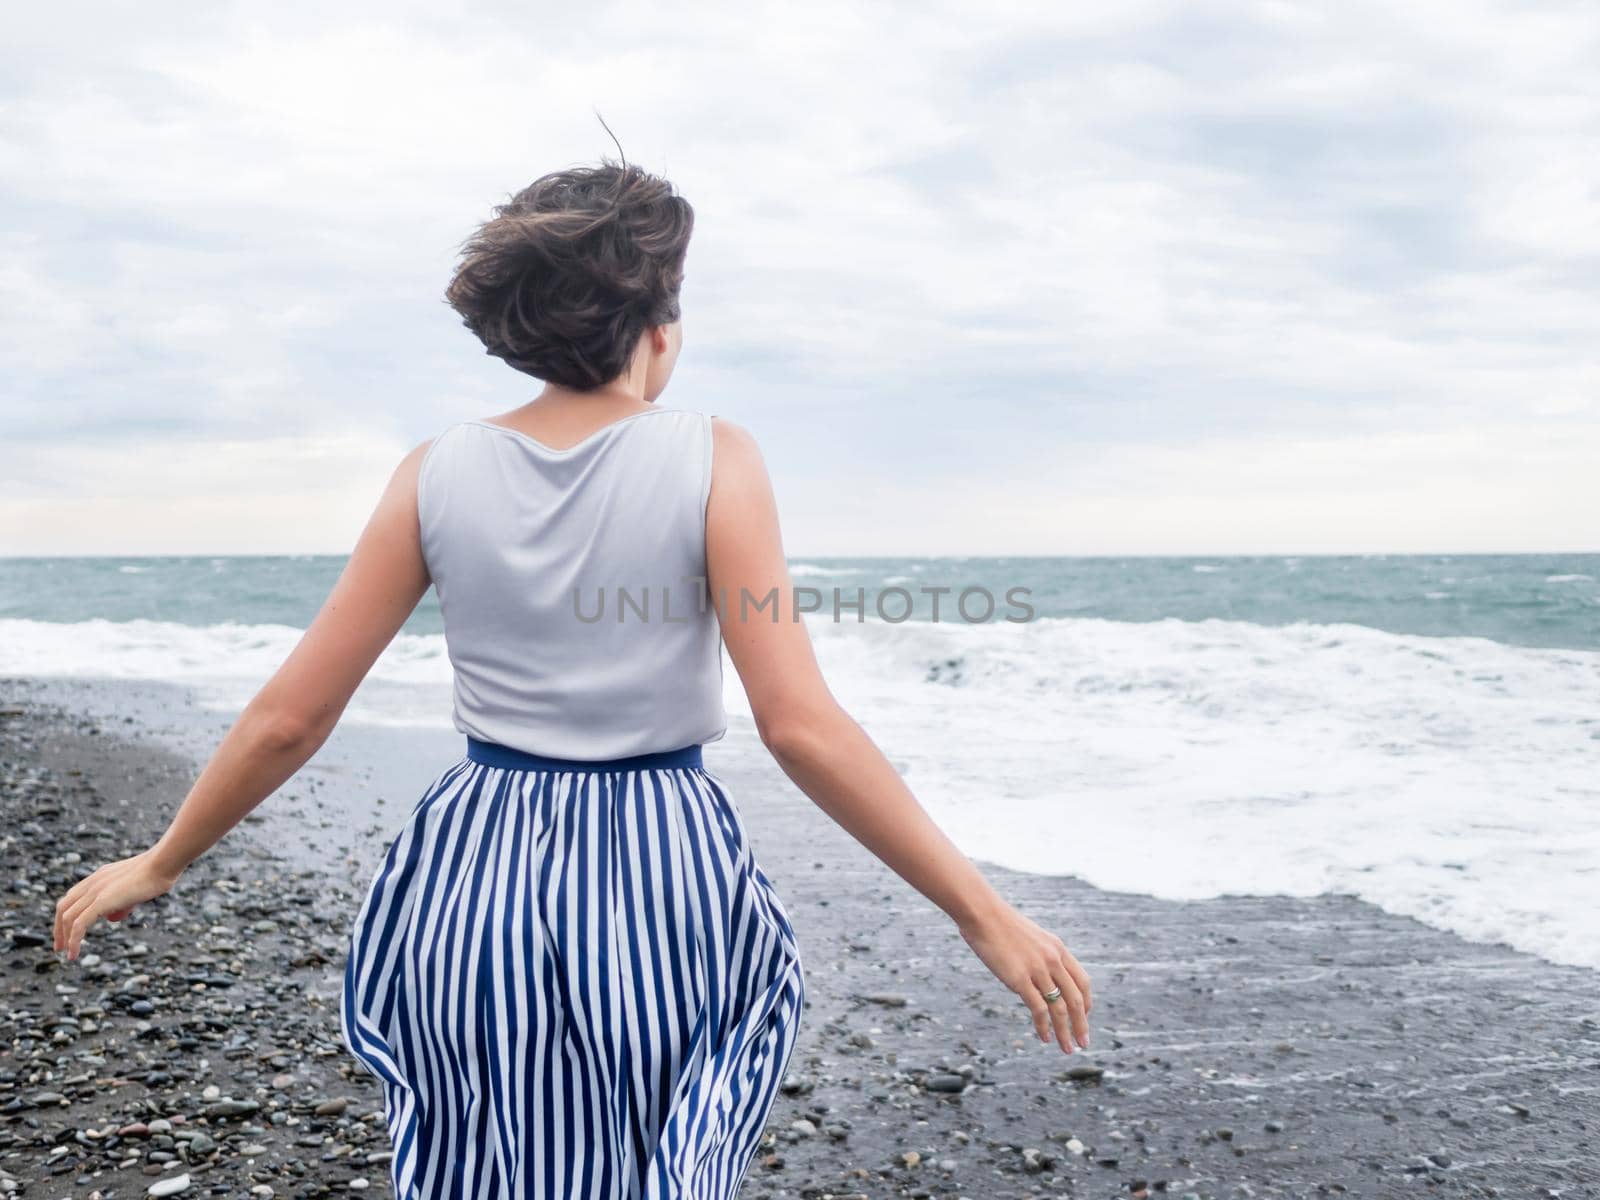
[2, 0, 1597, 553]
[780, 420, 1600, 557]
[0, 429, 412, 556]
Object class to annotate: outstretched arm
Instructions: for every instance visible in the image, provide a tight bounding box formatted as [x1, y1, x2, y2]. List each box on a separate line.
[704, 417, 1093, 1052]
[53, 436, 436, 959]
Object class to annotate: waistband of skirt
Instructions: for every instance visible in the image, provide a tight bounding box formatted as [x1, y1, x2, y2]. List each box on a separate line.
[465, 737, 703, 773]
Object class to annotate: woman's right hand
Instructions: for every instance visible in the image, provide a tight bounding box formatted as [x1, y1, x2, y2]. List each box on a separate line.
[53, 849, 184, 961]
[958, 902, 1093, 1053]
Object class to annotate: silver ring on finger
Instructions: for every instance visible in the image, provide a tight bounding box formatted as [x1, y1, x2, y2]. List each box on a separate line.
[1042, 986, 1063, 1003]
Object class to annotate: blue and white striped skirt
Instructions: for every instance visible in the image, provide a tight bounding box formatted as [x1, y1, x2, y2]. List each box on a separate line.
[339, 737, 807, 1199]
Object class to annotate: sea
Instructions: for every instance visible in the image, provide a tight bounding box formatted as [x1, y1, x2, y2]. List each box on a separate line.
[2, 553, 1597, 970]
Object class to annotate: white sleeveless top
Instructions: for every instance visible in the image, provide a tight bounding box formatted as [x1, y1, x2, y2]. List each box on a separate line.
[417, 407, 727, 761]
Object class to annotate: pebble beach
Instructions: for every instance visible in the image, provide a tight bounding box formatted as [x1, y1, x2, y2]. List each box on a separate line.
[2, 676, 1597, 1199]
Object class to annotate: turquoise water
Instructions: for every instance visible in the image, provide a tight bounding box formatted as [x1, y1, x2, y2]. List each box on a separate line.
[1, 553, 1596, 649]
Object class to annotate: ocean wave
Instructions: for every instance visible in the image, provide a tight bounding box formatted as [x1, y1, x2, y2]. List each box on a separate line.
[0, 617, 450, 688]
[4, 613, 1597, 971]
[779, 616, 1600, 971]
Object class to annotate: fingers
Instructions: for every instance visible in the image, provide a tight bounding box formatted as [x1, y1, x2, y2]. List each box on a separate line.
[53, 875, 93, 952]
[1053, 965, 1090, 1049]
[62, 892, 102, 959]
[1029, 972, 1069, 1052]
[1019, 979, 1056, 1045]
[1059, 945, 1092, 1014]
[54, 868, 107, 958]
[1033, 968, 1088, 1053]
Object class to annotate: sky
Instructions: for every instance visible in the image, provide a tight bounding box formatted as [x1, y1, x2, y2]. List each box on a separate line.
[2, 0, 1597, 557]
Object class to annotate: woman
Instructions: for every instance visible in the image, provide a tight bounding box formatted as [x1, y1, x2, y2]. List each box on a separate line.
[51, 157, 1092, 1198]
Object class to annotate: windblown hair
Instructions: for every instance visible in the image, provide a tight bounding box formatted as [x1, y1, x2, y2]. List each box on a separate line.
[444, 158, 694, 390]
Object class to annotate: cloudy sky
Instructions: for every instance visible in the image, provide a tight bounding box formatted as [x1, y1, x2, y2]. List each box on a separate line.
[3, 0, 1597, 556]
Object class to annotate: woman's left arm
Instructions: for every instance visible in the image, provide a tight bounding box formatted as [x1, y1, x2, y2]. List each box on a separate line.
[53, 436, 435, 959]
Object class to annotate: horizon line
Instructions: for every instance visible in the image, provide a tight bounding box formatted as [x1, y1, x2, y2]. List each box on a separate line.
[2, 549, 1597, 562]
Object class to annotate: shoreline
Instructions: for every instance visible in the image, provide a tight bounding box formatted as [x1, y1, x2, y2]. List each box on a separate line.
[1, 676, 1596, 1197]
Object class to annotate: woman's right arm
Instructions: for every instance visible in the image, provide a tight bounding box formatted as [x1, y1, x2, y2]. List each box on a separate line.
[704, 417, 1093, 1052]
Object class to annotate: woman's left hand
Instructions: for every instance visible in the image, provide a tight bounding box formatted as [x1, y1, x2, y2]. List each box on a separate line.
[53, 851, 183, 960]
[957, 900, 1093, 1053]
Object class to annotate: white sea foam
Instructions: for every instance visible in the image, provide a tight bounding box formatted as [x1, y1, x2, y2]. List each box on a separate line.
[3, 613, 1597, 970]
[0, 617, 451, 727]
[772, 616, 1600, 970]
[788, 563, 866, 577]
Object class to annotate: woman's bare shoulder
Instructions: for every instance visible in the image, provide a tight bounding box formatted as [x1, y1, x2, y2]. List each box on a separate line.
[706, 416, 781, 536]
[709, 414, 766, 467]
[363, 434, 442, 525]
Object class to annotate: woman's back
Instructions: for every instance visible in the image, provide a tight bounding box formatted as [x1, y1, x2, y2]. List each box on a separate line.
[419, 406, 726, 760]
[56, 154, 1087, 1200]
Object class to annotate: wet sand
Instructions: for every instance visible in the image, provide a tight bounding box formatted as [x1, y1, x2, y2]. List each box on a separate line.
[2, 675, 1597, 1198]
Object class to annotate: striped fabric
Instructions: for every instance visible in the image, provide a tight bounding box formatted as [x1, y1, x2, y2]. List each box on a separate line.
[340, 738, 807, 1199]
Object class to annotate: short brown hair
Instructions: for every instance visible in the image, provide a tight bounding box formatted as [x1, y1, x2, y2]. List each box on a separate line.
[444, 158, 694, 390]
